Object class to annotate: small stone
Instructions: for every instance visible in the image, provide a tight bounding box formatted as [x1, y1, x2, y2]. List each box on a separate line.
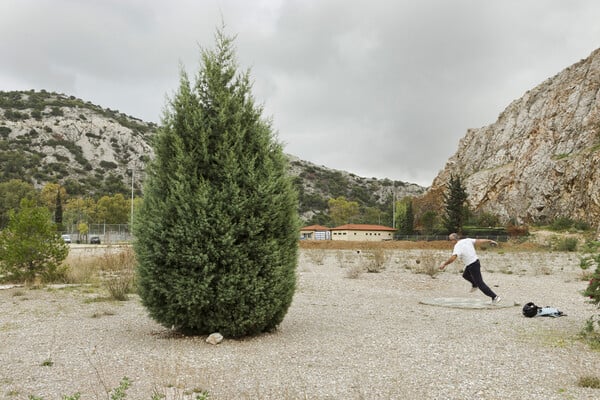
[206, 332, 223, 345]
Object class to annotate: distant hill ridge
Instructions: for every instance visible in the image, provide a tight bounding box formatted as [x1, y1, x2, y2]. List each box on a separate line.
[0, 90, 425, 223]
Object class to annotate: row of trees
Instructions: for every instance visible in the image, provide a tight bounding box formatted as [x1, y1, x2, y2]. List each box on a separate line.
[0, 179, 139, 231]
[0, 169, 478, 240]
[322, 174, 469, 235]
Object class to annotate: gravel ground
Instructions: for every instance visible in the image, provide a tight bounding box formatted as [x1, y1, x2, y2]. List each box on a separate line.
[1, 248, 599, 399]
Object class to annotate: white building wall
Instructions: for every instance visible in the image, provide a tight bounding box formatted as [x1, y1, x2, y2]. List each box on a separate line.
[331, 230, 393, 241]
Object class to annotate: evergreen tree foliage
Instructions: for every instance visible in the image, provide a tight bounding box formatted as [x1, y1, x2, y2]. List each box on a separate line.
[397, 199, 415, 235]
[443, 174, 468, 234]
[134, 28, 299, 337]
[328, 196, 359, 226]
[54, 189, 63, 228]
[0, 179, 37, 229]
[0, 198, 69, 283]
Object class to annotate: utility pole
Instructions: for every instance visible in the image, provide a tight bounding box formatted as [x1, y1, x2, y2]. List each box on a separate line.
[130, 162, 135, 236]
[392, 188, 396, 228]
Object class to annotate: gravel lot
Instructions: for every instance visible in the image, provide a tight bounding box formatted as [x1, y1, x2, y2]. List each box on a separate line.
[1, 247, 599, 399]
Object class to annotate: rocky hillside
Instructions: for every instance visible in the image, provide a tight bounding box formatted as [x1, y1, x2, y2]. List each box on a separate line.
[426, 48, 600, 228]
[0, 90, 155, 196]
[0, 90, 425, 222]
[287, 154, 425, 221]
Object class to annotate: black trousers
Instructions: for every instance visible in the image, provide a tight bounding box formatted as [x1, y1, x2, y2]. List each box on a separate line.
[462, 259, 497, 299]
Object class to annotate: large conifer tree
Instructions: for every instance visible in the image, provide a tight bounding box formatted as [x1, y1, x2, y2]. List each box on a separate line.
[134, 29, 299, 337]
[443, 174, 468, 234]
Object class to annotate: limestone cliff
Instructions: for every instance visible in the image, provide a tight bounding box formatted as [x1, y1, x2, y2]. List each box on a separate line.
[428, 48, 600, 227]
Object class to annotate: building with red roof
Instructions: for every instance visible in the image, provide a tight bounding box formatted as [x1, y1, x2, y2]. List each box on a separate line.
[300, 225, 331, 240]
[330, 224, 395, 241]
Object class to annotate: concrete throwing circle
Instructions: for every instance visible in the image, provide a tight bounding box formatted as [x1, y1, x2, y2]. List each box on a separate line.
[420, 297, 514, 309]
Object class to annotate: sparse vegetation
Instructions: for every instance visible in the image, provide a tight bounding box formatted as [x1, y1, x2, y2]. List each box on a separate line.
[63, 245, 136, 300]
[577, 375, 600, 389]
[306, 249, 327, 265]
[412, 251, 440, 278]
[345, 263, 363, 279]
[579, 243, 600, 349]
[101, 247, 136, 301]
[363, 248, 389, 273]
[0, 242, 596, 398]
[553, 237, 579, 252]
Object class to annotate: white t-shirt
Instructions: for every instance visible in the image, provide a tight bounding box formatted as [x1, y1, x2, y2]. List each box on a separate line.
[452, 238, 478, 267]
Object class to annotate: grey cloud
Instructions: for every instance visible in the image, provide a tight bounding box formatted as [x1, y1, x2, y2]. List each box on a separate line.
[1, 0, 599, 186]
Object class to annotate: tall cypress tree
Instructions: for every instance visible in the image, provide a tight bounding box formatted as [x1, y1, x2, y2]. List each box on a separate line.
[443, 174, 468, 234]
[397, 199, 415, 235]
[54, 189, 63, 229]
[134, 28, 299, 337]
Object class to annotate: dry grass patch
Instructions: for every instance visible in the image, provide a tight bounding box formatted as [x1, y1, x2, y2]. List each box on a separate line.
[412, 251, 440, 278]
[363, 248, 389, 273]
[305, 249, 327, 265]
[63, 246, 137, 300]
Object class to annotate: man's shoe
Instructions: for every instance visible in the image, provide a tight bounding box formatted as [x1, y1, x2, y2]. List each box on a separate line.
[492, 296, 502, 304]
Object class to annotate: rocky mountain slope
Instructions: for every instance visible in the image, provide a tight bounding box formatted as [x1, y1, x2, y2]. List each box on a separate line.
[427, 48, 600, 228]
[0, 90, 155, 196]
[0, 90, 425, 222]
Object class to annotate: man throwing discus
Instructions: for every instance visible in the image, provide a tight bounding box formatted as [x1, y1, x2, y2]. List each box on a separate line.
[439, 233, 501, 304]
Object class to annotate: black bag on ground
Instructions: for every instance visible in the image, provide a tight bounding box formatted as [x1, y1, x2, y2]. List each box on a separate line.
[522, 302, 565, 318]
[522, 302, 539, 317]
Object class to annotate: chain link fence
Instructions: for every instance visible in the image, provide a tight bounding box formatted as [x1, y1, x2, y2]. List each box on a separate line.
[62, 224, 132, 244]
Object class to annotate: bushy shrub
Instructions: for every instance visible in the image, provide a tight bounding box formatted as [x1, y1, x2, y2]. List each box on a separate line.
[0, 198, 68, 283]
[584, 253, 600, 306]
[134, 28, 298, 338]
[364, 248, 389, 273]
[554, 237, 578, 252]
[549, 217, 574, 231]
[580, 250, 600, 348]
[506, 224, 529, 237]
[102, 247, 136, 301]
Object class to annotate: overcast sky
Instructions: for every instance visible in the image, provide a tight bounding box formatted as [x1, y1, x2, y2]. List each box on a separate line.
[2, 1, 599, 186]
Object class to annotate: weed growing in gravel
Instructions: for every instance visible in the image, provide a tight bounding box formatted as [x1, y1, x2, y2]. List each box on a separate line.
[150, 387, 210, 399]
[109, 377, 130, 400]
[100, 247, 136, 301]
[345, 264, 363, 279]
[26, 377, 139, 400]
[334, 250, 365, 278]
[412, 251, 439, 278]
[306, 249, 327, 265]
[580, 316, 600, 350]
[335, 250, 356, 267]
[577, 375, 600, 389]
[40, 358, 53, 367]
[363, 248, 389, 273]
[90, 309, 116, 318]
[579, 246, 600, 349]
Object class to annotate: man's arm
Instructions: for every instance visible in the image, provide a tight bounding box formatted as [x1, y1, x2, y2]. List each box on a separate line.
[439, 254, 457, 270]
[475, 238, 498, 246]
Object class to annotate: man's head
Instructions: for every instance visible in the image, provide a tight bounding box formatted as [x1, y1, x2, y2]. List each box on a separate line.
[448, 233, 459, 242]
